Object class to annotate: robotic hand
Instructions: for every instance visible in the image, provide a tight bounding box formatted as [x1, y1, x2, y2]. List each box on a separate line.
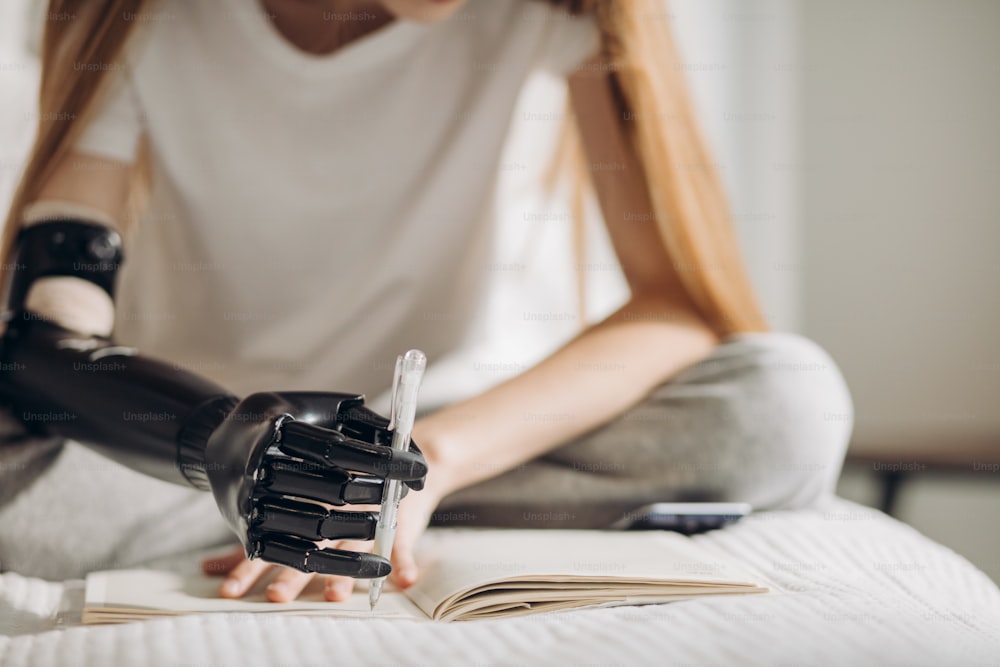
[202, 391, 427, 578]
[0, 216, 426, 579]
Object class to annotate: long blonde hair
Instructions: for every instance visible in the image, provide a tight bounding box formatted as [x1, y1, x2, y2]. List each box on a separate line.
[3, 0, 767, 336]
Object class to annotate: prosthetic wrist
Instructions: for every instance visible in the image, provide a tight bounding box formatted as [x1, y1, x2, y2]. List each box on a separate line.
[0, 214, 427, 577]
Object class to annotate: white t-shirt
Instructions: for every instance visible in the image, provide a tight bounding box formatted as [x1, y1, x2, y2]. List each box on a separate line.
[75, 0, 625, 414]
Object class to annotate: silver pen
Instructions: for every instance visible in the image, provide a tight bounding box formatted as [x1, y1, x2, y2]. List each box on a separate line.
[369, 349, 426, 611]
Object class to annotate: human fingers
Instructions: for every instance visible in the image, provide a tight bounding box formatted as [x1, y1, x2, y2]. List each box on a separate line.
[218, 556, 271, 598]
[265, 566, 317, 603]
[389, 491, 438, 589]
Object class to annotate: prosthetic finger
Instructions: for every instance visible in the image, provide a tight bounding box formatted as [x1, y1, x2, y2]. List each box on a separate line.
[256, 457, 384, 506]
[252, 533, 391, 578]
[251, 496, 378, 541]
[403, 441, 425, 492]
[277, 419, 426, 481]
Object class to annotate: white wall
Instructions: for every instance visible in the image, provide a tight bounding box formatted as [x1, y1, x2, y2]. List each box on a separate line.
[670, 0, 803, 332]
[0, 0, 39, 213]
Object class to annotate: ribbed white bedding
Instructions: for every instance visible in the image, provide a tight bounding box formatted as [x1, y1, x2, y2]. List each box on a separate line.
[2, 498, 998, 666]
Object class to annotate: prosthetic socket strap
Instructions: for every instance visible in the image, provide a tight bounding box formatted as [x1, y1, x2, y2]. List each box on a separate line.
[0, 218, 238, 489]
[3, 219, 122, 318]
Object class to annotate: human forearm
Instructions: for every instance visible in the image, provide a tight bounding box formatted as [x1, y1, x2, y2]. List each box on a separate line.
[414, 295, 719, 494]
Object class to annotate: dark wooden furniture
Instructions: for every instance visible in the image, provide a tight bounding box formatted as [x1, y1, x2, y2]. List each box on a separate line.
[845, 435, 999, 515]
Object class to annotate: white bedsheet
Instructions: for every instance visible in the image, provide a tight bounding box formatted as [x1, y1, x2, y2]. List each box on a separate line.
[2, 498, 998, 666]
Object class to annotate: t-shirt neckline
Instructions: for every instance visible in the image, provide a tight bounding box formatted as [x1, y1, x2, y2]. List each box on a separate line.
[225, 0, 430, 77]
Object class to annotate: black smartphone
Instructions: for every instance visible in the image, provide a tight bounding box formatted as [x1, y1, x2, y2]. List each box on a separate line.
[610, 502, 752, 534]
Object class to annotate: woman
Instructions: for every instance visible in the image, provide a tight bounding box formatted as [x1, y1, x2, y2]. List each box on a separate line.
[0, 0, 853, 603]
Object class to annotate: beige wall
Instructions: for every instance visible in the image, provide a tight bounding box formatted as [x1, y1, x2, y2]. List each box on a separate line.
[801, 0, 1000, 444]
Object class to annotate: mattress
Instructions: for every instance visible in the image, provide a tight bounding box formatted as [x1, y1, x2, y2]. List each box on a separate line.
[1, 497, 998, 666]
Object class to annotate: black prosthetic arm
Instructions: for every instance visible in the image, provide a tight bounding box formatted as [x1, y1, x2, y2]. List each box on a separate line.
[0, 219, 427, 577]
[0, 218, 238, 487]
[0, 314, 238, 487]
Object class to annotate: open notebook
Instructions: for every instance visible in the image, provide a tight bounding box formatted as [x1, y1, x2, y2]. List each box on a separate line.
[83, 529, 768, 624]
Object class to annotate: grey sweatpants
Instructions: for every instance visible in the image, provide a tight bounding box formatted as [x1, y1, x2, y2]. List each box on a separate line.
[0, 331, 853, 580]
[435, 331, 854, 527]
